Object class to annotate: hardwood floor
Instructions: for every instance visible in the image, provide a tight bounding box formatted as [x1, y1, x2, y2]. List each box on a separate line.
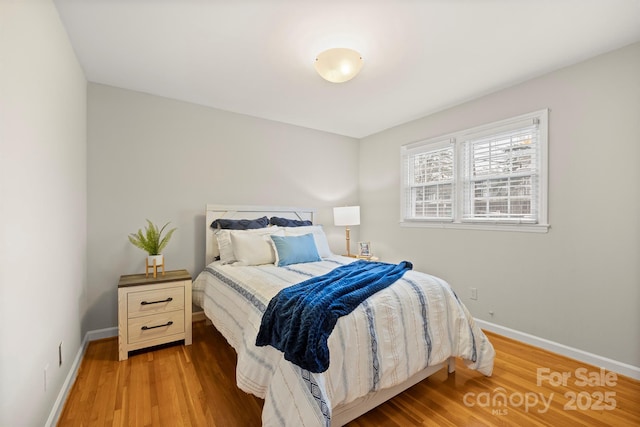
[58, 321, 640, 426]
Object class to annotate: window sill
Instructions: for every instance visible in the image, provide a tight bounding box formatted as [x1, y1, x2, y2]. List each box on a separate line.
[400, 220, 550, 233]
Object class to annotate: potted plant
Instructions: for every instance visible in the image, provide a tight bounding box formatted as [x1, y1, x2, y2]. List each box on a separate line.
[128, 220, 177, 276]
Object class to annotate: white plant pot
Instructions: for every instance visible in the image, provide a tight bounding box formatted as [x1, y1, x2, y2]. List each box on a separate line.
[147, 254, 164, 266]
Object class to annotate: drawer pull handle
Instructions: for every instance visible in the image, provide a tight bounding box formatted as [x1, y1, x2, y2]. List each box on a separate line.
[141, 321, 174, 331]
[140, 297, 173, 306]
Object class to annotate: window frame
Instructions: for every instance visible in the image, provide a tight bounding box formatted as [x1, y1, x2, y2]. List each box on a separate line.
[400, 109, 549, 233]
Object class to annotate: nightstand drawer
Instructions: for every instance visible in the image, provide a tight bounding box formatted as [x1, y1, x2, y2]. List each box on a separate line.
[127, 311, 185, 345]
[127, 286, 184, 318]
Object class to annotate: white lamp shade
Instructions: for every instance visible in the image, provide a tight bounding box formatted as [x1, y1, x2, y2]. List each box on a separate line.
[333, 206, 360, 226]
[314, 48, 363, 83]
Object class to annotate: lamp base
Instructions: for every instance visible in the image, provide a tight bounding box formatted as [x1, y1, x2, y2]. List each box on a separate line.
[345, 226, 352, 257]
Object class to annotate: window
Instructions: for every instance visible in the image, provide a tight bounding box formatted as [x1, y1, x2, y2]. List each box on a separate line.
[401, 109, 549, 232]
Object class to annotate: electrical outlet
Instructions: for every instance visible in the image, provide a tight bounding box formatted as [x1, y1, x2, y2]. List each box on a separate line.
[59, 342, 63, 366]
[44, 364, 49, 391]
[470, 287, 478, 300]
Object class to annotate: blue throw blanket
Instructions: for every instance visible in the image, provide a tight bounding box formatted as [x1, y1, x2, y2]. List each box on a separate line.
[255, 260, 413, 373]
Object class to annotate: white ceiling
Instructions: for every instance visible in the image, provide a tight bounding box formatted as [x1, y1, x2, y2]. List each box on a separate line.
[54, 0, 640, 138]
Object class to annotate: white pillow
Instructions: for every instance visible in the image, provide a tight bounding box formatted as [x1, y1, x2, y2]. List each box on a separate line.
[216, 226, 280, 264]
[283, 225, 332, 258]
[230, 228, 284, 266]
[214, 229, 234, 264]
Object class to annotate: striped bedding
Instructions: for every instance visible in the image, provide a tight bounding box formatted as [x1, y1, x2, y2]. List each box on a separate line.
[192, 256, 495, 426]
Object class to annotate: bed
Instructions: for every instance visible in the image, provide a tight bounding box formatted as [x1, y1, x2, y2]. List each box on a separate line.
[192, 205, 495, 426]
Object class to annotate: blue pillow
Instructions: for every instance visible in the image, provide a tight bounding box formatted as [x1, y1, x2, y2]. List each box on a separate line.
[211, 216, 269, 230]
[269, 216, 313, 227]
[270, 234, 321, 267]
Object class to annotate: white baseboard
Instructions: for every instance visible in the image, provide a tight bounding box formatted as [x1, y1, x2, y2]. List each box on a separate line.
[476, 319, 640, 381]
[85, 326, 119, 341]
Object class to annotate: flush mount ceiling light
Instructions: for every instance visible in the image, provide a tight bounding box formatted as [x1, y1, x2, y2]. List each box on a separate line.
[314, 48, 363, 83]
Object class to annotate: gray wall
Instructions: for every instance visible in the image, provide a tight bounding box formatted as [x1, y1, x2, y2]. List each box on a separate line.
[0, 1, 87, 426]
[359, 42, 640, 366]
[86, 83, 360, 333]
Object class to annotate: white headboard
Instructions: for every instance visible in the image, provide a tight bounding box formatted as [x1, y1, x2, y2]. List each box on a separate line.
[205, 204, 317, 266]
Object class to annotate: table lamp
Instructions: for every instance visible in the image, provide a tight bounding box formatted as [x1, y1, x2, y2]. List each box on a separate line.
[333, 206, 360, 257]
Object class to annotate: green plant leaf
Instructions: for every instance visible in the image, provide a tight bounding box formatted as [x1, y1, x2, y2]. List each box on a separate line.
[128, 220, 177, 255]
[157, 227, 177, 253]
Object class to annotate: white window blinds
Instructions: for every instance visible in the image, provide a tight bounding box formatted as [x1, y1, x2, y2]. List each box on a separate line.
[462, 121, 540, 223]
[402, 140, 454, 221]
[400, 109, 549, 232]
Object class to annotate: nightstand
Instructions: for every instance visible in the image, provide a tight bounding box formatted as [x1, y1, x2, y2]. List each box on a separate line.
[117, 269, 192, 361]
